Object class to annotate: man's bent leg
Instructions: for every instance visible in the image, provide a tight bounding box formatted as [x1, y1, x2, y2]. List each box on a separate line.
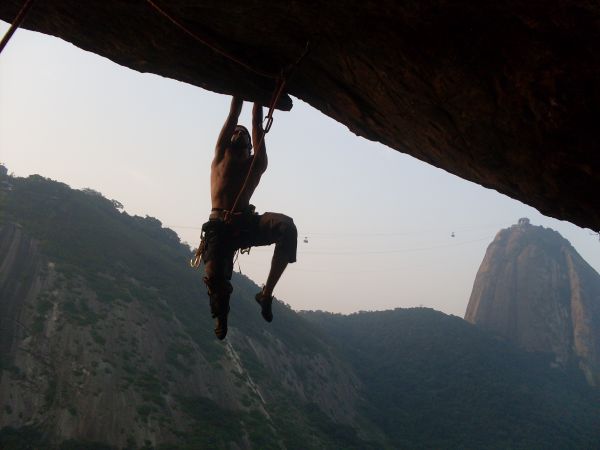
[264, 246, 290, 297]
[253, 213, 298, 322]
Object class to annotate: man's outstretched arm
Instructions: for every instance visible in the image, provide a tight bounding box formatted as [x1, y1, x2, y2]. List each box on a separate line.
[215, 96, 243, 162]
[252, 102, 268, 172]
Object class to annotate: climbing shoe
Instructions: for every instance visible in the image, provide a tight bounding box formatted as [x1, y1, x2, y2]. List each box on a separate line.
[255, 290, 273, 323]
[210, 297, 230, 340]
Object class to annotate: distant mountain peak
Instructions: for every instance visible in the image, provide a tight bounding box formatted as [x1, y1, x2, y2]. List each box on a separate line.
[465, 220, 600, 385]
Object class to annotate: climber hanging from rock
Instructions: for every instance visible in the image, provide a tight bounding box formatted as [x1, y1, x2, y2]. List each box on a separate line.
[196, 96, 297, 340]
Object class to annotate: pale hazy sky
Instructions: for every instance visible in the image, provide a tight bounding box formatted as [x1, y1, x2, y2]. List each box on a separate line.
[1, 23, 599, 317]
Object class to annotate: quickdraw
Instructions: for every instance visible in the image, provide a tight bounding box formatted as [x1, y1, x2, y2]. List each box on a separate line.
[190, 230, 206, 268]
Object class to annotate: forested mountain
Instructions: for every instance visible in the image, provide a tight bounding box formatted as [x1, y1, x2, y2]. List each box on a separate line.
[0, 172, 379, 449]
[302, 309, 600, 449]
[1, 170, 599, 449]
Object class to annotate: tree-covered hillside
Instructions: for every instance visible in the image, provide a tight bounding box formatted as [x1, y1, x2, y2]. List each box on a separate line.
[2, 170, 599, 449]
[0, 173, 380, 449]
[302, 308, 600, 449]
[1, 173, 214, 344]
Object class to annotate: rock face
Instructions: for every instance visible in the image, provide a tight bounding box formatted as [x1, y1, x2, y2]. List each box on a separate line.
[1, 1, 599, 231]
[0, 175, 374, 449]
[465, 219, 600, 385]
[2, 174, 600, 448]
[0, 223, 46, 366]
[0, 223, 368, 448]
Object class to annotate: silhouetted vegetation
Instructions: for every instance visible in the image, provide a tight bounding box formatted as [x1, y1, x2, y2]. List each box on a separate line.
[59, 440, 115, 450]
[1, 174, 374, 449]
[1, 174, 215, 348]
[4, 173, 599, 449]
[0, 425, 48, 450]
[303, 308, 600, 449]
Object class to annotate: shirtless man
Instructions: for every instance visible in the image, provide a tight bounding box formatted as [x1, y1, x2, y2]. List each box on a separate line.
[200, 96, 297, 340]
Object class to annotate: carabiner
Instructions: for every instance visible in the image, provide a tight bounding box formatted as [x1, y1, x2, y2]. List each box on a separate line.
[263, 116, 274, 133]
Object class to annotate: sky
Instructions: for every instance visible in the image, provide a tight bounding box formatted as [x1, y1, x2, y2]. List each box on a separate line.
[1, 23, 599, 317]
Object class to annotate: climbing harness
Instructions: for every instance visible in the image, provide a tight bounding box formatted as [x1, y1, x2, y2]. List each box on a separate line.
[189, 213, 252, 269]
[0, 0, 36, 55]
[190, 207, 256, 269]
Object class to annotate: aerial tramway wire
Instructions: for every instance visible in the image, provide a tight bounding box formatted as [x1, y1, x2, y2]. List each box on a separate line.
[251, 236, 493, 256]
[167, 222, 505, 239]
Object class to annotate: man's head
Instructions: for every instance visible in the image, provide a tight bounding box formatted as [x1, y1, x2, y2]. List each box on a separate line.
[230, 125, 252, 156]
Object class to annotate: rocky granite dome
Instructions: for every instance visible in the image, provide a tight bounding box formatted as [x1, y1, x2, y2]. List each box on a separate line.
[1, 1, 599, 231]
[465, 218, 600, 386]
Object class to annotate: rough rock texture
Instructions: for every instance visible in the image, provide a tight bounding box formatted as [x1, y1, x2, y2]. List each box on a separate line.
[1, 1, 599, 230]
[465, 220, 600, 385]
[0, 220, 368, 448]
[0, 223, 47, 367]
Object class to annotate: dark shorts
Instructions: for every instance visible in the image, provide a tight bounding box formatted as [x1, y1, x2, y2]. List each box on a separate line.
[201, 211, 297, 282]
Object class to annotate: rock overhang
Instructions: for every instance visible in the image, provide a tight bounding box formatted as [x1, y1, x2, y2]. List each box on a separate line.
[1, 0, 599, 230]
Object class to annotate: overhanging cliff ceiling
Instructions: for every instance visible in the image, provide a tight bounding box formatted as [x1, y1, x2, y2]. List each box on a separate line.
[2, 1, 599, 230]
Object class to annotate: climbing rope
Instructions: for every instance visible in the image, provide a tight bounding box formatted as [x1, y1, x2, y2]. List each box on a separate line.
[0, 0, 36, 55]
[225, 42, 310, 222]
[189, 45, 308, 270]
[146, 0, 278, 80]
[145, 0, 310, 268]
